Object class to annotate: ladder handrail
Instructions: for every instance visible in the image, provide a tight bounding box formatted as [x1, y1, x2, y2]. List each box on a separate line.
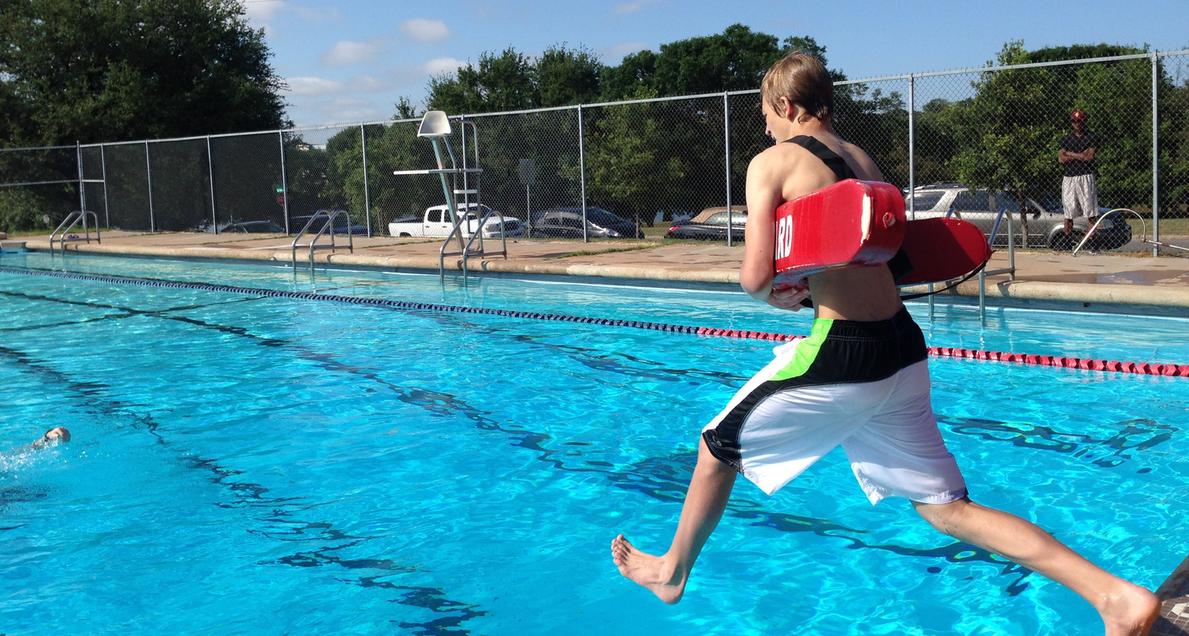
[290, 209, 355, 269]
[932, 204, 1015, 326]
[459, 208, 508, 271]
[50, 210, 101, 254]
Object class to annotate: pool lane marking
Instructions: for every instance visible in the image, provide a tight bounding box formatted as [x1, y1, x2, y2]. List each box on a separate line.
[3, 265, 1187, 378]
[0, 335, 491, 626]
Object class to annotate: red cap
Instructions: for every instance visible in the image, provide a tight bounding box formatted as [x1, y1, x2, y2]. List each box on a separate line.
[1070, 109, 1087, 122]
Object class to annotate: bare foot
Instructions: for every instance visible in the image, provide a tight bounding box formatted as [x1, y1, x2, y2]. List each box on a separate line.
[1098, 582, 1160, 636]
[610, 534, 686, 604]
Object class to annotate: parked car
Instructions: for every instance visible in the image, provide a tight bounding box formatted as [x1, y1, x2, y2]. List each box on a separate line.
[687, 206, 747, 224]
[666, 208, 747, 241]
[218, 222, 285, 235]
[530, 207, 644, 239]
[475, 214, 525, 239]
[292, 211, 368, 236]
[905, 184, 1132, 250]
[197, 218, 285, 234]
[388, 203, 520, 239]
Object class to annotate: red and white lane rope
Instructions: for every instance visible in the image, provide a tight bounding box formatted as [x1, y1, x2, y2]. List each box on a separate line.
[3, 265, 1186, 378]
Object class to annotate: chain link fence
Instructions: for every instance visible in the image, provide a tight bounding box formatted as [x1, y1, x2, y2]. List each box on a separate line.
[0, 144, 82, 232]
[461, 108, 581, 239]
[2, 51, 1186, 258]
[1161, 54, 1189, 230]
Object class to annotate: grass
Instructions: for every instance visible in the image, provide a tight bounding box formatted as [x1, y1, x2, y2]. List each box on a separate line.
[1127, 217, 1189, 237]
[642, 224, 673, 240]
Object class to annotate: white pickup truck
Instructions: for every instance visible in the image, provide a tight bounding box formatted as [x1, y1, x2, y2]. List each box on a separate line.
[387, 204, 524, 239]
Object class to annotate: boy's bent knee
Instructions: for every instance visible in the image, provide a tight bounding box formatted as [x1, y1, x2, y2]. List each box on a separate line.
[912, 497, 971, 536]
[696, 435, 740, 475]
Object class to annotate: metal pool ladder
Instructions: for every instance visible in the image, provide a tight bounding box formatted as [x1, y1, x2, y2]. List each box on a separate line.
[392, 110, 507, 282]
[290, 208, 355, 270]
[923, 204, 1016, 326]
[50, 210, 102, 255]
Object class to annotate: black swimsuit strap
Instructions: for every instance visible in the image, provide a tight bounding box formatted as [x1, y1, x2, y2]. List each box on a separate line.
[782, 135, 912, 303]
[784, 135, 856, 181]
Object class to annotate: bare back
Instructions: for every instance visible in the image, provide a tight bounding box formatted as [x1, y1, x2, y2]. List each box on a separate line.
[742, 130, 903, 321]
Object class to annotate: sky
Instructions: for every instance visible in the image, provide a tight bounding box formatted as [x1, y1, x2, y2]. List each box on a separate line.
[240, 0, 1189, 128]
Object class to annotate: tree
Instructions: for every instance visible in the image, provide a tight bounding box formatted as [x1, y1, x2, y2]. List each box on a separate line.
[599, 50, 656, 101]
[943, 41, 1159, 243]
[393, 97, 420, 120]
[427, 48, 538, 114]
[537, 46, 602, 107]
[1162, 75, 1189, 216]
[426, 45, 604, 114]
[0, 0, 287, 146]
[601, 26, 836, 101]
[581, 87, 687, 227]
[651, 24, 782, 95]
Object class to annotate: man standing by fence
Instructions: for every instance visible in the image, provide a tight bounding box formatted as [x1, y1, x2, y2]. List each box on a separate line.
[1058, 109, 1100, 238]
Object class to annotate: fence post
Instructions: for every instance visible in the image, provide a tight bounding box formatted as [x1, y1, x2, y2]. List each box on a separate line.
[206, 136, 217, 233]
[75, 141, 86, 214]
[1151, 52, 1160, 256]
[578, 105, 587, 243]
[361, 124, 371, 237]
[145, 141, 155, 232]
[278, 131, 290, 234]
[908, 74, 916, 217]
[908, 75, 934, 319]
[724, 93, 733, 247]
[100, 145, 110, 228]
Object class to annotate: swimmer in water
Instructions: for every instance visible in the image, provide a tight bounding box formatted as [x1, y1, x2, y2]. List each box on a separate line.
[28, 427, 71, 451]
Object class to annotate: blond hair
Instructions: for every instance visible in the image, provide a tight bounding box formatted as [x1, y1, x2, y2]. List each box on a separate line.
[761, 52, 833, 121]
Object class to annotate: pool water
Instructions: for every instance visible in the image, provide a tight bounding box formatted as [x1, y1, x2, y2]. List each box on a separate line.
[1, 252, 1186, 635]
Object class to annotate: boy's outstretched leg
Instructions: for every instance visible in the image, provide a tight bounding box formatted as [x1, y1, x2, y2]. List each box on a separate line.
[914, 498, 1160, 636]
[612, 436, 737, 604]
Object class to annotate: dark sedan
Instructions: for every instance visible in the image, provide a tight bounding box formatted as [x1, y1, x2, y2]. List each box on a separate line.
[292, 212, 369, 236]
[666, 210, 747, 241]
[531, 207, 644, 239]
[213, 220, 286, 233]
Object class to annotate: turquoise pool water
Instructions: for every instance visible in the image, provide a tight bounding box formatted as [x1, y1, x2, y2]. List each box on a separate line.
[1, 251, 1186, 635]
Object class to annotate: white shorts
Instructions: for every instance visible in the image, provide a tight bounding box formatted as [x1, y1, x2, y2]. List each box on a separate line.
[702, 309, 967, 505]
[1062, 174, 1098, 220]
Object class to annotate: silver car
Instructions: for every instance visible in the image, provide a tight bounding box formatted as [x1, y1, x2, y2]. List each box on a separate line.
[905, 184, 1131, 250]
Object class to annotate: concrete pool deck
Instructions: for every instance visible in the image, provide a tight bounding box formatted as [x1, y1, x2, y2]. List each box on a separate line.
[5, 230, 1189, 631]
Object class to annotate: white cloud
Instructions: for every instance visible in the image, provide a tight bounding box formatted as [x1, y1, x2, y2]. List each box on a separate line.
[321, 97, 386, 123]
[424, 57, 465, 76]
[241, 0, 285, 24]
[352, 75, 390, 92]
[401, 19, 450, 42]
[241, 2, 338, 30]
[614, 0, 658, 14]
[322, 41, 379, 66]
[285, 76, 344, 96]
[293, 6, 340, 21]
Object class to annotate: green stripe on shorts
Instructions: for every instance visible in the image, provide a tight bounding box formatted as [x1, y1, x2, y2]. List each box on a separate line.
[771, 318, 833, 382]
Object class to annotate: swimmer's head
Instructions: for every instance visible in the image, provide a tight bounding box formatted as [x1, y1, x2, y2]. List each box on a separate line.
[41, 427, 70, 444]
[761, 52, 833, 123]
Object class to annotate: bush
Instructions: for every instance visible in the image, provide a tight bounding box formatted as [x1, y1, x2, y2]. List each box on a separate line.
[0, 188, 49, 233]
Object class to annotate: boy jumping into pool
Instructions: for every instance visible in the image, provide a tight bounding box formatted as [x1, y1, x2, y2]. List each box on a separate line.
[611, 52, 1160, 636]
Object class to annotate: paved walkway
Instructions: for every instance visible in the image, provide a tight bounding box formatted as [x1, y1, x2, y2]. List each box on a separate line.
[7, 229, 1189, 312]
[4, 230, 1189, 630]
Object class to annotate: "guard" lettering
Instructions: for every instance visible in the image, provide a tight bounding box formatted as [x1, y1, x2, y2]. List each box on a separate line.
[775, 215, 794, 260]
